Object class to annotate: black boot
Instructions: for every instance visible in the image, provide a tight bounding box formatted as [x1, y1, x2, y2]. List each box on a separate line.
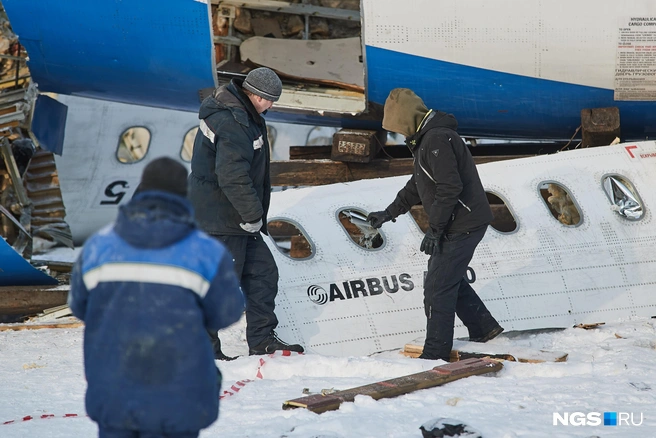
[417, 352, 450, 362]
[207, 329, 238, 361]
[249, 332, 304, 355]
[469, 325, 504, 343]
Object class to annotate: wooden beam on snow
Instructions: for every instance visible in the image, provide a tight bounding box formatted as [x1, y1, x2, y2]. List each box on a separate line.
[283, 357, 502, 414]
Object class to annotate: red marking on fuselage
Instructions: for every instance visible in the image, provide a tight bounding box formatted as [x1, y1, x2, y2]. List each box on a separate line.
[625, 145, 638, 158]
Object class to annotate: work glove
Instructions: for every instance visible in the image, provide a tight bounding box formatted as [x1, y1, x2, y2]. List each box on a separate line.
[240, 218, 263, 233]
[367, 209, 395, 229]
[420, 228, 441, 255]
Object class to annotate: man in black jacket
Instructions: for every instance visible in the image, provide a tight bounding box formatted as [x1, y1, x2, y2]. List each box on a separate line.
[189, 67, 304, 359]
[367, 88, 503, 362]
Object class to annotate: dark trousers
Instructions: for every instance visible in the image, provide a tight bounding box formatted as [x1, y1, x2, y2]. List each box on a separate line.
[99, 427, 198, 438]
[211, 234, 279, 348]
[423, 226, 499, 359]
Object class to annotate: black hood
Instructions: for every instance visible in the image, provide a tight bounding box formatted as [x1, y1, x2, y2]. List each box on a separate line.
[114, 191, 195, 249]
[406, 110, 459, 152]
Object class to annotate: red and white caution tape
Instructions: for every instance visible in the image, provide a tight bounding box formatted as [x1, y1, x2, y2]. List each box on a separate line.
[220, 349, 300, 399]
[2, 350, 302, 425]
[2, 413, 85, 425]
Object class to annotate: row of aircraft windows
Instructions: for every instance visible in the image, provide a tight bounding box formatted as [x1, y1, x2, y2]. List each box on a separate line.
[116, 126, 197, 164]
[114, 128, 645, 259]
[116, 125, 278, 164]
[269, 176, 645, 260]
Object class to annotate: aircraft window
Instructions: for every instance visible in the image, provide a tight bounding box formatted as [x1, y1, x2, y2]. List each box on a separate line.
[486, 192, 517, 233]
[337, 208, 385, 250]
[267, 218, 314, 259]
[602, 175, 644, 220]
[267, 125, 277, 151]
[538, 182, 582, 226]
[181, 127, 198, 162]
[306, 126, 338, 146]
[116, 127, 151, 164]
[409, 206, 429, 233]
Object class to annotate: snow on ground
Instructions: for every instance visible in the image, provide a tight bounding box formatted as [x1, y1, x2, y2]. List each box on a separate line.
[1, 316, 656, 437]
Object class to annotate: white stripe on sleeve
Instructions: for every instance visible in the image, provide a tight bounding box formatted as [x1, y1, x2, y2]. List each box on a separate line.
[199, 119, 215, 143]
[83, 263, 211, 298]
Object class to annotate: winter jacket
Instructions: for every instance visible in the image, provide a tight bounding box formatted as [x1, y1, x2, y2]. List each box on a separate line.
[68, 191, 245, 434]
[386, 111, 493, 237]
[189, 79, 272, 236]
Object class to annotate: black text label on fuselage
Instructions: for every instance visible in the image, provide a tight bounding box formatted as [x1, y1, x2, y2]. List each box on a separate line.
[307, 273, 414, 305]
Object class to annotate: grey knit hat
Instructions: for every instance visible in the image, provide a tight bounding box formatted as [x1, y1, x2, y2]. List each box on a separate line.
[243, 67, 282, 102]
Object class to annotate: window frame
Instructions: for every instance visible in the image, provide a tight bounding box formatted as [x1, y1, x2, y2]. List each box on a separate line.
[485, 189, 520, 235]
[600, 173, 646, 222]
[335, 206, 387, 251]
[537, 180, 584, 228]
[116, 126, 152, 164]
[266, 216, 315, 261]
[180, 126, 198, 163]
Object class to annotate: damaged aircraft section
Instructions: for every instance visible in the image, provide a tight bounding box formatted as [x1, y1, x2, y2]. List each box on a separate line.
[0, 18, 72, 288]
[209, 0, 370, 117]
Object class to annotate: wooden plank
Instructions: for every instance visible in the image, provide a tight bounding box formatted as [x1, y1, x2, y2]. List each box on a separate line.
[271, 155, 531, 186]
[270, 159, 413, 186]
[0, 105, 18, 116]
[0, 321, 83, 331]
[283, 357, 502, 413]
[34, 306, 73, 321]
[0, 285, 69, 316]
[402, 341, 568, 363]
[290, 145, 408, 160]
[289, 146, 332, 160]
[574, 322, 605, 330]
[290, 145, 533, 162]
[41, 304, 69, 315]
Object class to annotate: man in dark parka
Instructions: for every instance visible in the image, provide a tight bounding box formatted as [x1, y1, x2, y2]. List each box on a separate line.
[188, 67, 304, 357]
[367, 88, 504, 361]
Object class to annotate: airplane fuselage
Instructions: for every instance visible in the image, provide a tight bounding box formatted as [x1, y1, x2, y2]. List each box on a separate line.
[3, 0, 656, 139]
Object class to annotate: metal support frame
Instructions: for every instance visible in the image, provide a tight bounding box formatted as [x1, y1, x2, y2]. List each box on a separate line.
[0, 137, 30, 207]
[0, 203, 30, 237]
[213, 35, 243, 46]
[216, 4, 237, 61]
[0, 137, 33, 256]
[302, 0, 309, 40]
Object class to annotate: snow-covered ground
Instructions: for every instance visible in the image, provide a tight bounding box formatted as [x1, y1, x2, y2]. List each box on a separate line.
[1, 316, 655, 437]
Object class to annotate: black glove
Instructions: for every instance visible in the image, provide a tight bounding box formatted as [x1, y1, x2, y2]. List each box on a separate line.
[367, 209, 395, 229]
[420, 228, 441, 255]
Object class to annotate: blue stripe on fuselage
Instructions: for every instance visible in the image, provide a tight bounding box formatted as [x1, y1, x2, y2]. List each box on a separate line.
[3, 0, 215, 112]
[365, 46, 656, 140]
[5, 0, 656, 140]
